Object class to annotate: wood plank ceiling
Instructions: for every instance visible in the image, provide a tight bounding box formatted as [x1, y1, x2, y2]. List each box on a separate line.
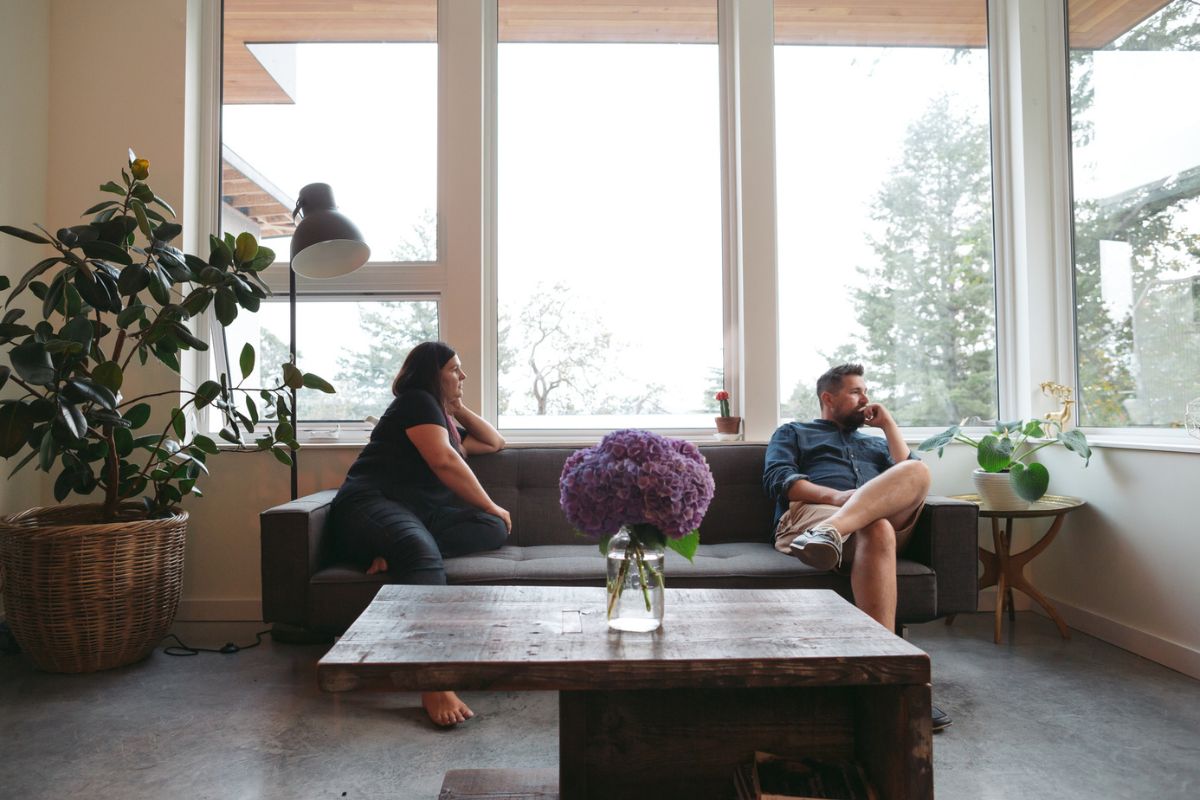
[224, 0, 1173, 105]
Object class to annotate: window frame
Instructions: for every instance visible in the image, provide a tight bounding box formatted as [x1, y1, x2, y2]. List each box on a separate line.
[190, 0, 1200, 453]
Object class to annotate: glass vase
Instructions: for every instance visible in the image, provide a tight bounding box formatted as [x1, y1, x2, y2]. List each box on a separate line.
[605, 526, 665, 632]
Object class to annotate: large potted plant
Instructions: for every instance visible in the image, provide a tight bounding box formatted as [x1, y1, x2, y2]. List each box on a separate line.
[0, 152, 332, 672]
[918, 418, 1091, 509]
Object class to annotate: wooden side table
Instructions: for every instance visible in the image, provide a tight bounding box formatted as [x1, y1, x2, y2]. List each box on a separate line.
[949, 494, 1085, 644]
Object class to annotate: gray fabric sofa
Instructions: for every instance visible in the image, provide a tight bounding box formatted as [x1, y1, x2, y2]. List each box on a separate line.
[260, 444, 979, 636]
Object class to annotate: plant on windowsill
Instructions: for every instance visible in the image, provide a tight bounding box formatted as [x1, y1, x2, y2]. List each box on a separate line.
[917, 418, 1091, 509]
[714, 390, 740, 436]
[0, 151, 335, 673]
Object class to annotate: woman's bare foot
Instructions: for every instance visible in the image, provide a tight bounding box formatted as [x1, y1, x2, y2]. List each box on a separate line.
[365, 556, 388, 575]
[422, 691, 474, 727]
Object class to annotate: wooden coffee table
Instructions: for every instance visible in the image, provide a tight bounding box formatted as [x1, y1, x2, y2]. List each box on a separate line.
[317, 585, 933, 800]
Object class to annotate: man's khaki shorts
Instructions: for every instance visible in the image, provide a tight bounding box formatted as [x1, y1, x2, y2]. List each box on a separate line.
[774, 500, 923, 574]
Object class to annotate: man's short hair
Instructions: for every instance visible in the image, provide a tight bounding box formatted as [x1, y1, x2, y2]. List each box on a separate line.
[816, 363, 864, 401]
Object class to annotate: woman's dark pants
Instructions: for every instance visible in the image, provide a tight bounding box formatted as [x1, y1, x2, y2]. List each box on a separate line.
[330, 491, 508, 584]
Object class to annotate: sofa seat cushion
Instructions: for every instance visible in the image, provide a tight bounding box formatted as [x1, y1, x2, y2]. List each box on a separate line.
[307, 543, 938, 629]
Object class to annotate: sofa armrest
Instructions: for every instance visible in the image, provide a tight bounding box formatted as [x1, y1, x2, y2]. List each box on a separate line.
[260, 490, 338, 626]
[908, 495, 979, 617]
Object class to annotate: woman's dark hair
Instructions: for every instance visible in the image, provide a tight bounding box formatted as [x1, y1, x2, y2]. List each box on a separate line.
[392, 341, 457, 401]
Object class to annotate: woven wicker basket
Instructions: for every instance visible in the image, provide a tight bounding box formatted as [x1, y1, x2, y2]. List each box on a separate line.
[0, 504, 187, 673]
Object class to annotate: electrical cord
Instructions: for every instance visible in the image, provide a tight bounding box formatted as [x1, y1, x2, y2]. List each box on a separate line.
[161, 628, 272, 657]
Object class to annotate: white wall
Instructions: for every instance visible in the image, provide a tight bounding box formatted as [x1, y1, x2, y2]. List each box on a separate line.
[5, 0, 1199, 681]
[0, 0, 51, 518]
[1031, 445, 1200, 678]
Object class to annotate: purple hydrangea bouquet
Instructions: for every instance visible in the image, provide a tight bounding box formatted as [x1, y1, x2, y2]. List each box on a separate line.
[559, 429, 715, 624]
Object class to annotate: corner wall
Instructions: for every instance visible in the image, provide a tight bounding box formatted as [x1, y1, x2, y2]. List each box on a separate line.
[0, 1, 51, 518]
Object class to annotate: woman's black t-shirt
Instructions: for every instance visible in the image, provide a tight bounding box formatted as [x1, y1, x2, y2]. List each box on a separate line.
[336, 389, 464, 511]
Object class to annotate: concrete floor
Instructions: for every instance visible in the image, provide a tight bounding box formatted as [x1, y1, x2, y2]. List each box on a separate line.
[1, 612, 1197, 799]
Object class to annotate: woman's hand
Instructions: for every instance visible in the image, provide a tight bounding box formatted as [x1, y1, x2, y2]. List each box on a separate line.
[489, 505, 512, 533]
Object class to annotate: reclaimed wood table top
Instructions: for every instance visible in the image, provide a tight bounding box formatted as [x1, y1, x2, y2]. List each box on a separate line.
[317, 585, 929, 694]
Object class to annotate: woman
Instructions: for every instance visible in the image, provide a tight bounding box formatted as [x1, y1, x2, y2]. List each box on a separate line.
[330, 341, 509, 727]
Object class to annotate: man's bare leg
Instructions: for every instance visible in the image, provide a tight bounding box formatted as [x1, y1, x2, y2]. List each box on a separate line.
[422, 691, 474, 727]
[823, 460, 930, 537]
[851, 519, 898, 630]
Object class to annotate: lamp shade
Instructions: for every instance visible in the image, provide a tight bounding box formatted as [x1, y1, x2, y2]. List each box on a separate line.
[290, 183, 371, 278]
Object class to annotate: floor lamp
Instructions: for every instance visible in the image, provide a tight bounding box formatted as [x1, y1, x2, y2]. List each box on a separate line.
[288, 183, 370, 499]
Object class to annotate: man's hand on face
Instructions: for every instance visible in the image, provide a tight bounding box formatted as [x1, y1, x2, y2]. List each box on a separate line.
[861, 402, 895, 429]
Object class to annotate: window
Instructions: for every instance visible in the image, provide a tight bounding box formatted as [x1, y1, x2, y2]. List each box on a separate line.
[495, 2, 723, 431]
[219, 0, 438, 426]
[1068, 0, 1200, 428]
[774, 1, 997, 426]
[220, 298, 439, 423]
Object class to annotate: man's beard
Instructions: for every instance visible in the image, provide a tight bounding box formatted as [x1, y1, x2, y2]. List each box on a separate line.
[836, 408, 866, 431]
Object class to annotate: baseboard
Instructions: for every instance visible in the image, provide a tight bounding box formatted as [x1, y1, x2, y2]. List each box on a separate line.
[1032, 597, 1200, 681]
[175, 599, 262, 622]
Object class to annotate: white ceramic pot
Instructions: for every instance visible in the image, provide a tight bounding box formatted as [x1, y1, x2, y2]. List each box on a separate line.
[972, 468, 1031, 511]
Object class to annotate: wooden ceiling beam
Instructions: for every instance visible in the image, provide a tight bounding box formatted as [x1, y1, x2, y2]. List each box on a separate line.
[222, 0, 1176, 104]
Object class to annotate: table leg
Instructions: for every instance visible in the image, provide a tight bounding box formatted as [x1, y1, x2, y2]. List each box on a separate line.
[1005, 518, 1016, 621]
[992, 518, 1009, 644]
[1007, 515, 1072, 640]
[560, 686, 931, 799]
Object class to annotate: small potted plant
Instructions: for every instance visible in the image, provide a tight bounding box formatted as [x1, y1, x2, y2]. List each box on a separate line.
[714, 390, 740, 436]
[918, 418, 1091, 509]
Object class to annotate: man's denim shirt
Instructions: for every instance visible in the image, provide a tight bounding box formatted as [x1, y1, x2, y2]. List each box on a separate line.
[762, 419, 915, 531]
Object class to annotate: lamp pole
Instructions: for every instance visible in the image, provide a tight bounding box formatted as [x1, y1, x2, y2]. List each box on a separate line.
[287, 184, 370, 500]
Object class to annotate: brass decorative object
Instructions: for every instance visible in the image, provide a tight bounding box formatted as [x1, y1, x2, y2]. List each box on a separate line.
[1040, 381, 1076, 429]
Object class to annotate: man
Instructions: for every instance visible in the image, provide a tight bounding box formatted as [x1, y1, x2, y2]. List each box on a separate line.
[763, 363, 951, 731]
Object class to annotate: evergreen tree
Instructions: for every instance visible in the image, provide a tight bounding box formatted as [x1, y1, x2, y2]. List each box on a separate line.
[854, 94, 997, 426]
[334, 302, 440, 416]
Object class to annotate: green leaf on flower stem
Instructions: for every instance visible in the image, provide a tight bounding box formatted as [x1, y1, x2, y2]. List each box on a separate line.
[234, 232, 258, 265]
[170, 407, 186, 440]
[209, 235, 232, 270]
[37, 428, 57, 472]
[130, 198, 152, 240]
[244, 395, 259, 426]
[194, 380, 222, 409]
[1058, 429, 1092, 466]
[246, 245, 275, 272]
[123, 402, 152, 429]
[7, 257, 62, 308]
[1009, 462, 1049, 502]
[239, 343, 255, 380]
[666, 530, 700, 563]
[0, 225, 52, 244]
[63, 378, 116, 411]
[116, 303, 146, 329]
[271, 446, 293, 466]
[80, 240, 132, 266]
[11, 340, 56, 386]
[151, 194, 176, 218]
[0, 402, 35, 458]
[301, 372, 335, 393]
[99, 181, 126, 196]
[214, 288, 238, 326]
[192, 434, 219, 455]
[91, 361, 123, 393]
[976, 435, 1013, 473]
[114, 427, 133, 457]
[282, 363, 304, 390]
